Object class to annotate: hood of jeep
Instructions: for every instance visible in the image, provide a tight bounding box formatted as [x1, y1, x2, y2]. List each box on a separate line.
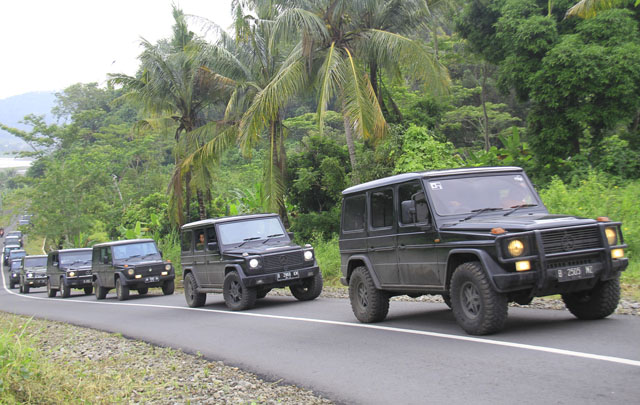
[224, 241, 301, 256]
[441, 213, 596, 233]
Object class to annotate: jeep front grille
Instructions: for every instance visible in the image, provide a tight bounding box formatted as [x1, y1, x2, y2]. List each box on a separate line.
[263, 251, 304, 271]
[541, 227, 601, 254]
[546, 255, 599, 270]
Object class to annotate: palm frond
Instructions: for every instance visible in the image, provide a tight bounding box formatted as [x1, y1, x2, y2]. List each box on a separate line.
[565, 0, 630, 18]
[316, 42, 345, 135]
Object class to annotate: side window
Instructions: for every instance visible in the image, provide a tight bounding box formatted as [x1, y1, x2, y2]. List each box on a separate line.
[371, 188, 394, 228]
[181, 231, 193, 252]
[343, 195, 366, 232]
[206, 227, 219, 251]
[100, 247, 112, 264]
[398, 181, 430, 225]
[195, 230, 206, 251]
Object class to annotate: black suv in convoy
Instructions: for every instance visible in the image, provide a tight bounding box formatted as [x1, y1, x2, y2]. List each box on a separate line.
[6, 231, 23, 246]
[46, 248, 93, 298]
[91, 239, 175, 301]
[6, 249, 26, 276]
[3, 245, 20, 267]
[181, 214, 322, 310]
[19, 255, 48, 293]
[9, 258, 23, 288]
[339, 167, 628, 335]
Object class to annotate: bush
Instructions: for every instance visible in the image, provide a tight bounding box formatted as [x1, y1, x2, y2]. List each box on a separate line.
[290, 206, 340, 242]
[539, 172, 639, 282]
[310, 233, 342, 286]
[157, 231, 182, 279]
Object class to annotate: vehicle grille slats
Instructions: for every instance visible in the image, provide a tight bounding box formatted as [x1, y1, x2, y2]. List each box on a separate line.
[541, 227, 601, 254]
[263, 252, 304, 271]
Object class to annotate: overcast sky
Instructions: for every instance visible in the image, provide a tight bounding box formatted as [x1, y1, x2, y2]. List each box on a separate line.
[0, 0, 234, 100]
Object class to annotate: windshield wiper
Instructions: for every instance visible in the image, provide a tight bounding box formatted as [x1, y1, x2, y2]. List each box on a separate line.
[459, 207, 504, 222]
[237, 237, 261, 247]
[140, 253, 158, 260]
[503, 204, 538, 217]
[262, 233, 284, 244]
[125, 254, 141, 261]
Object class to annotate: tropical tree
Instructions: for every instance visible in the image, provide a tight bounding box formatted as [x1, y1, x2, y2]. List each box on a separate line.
[566, 0, 639, 18]
[110, 6, 230, 225]
[239, 0, 450, 183]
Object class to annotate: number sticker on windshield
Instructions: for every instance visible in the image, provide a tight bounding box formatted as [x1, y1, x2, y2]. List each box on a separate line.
[514, 175, 524, 182]
[430, 182, 443, 190]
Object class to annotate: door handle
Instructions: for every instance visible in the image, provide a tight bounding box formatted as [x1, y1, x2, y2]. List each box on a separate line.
[195, 261, 205, 265]
[399, 244, 406, 250]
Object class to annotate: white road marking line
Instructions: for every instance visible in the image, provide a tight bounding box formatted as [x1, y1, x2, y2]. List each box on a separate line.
[2, 260, 640, 368]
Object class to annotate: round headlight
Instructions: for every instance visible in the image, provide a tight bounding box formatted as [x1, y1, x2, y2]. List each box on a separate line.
[304, 250, 314, 261]
[165, 264, 172, 271]
[127, 268, 135, 276]
[68, 271, 76, 277]
[507, 239, 525, 257]
[605, 228, 617, 246]
[27, 273, 34, 278]
[249, 259, 259, 268]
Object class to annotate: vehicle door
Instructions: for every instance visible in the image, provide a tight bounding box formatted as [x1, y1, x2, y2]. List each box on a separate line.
[205, 226, 223, 286]
[192, 229, 210, 287]
[367, 187, 399, 285]
[396, 181, 441, 287]
[98, 247, 113, 287]
[181, 230, 201, 287]
[339, 194, 368, 274]
[50, 253, 60, 287]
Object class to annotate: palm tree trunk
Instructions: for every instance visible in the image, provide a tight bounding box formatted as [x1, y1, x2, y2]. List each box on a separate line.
[276, 118, 290, 229]
[197, 190, 206, 220]
[185, 171, 192, 223]
[342, 99, 360, 184]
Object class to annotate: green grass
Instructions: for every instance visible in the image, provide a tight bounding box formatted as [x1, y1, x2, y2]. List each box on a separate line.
[311, 234, 342, 286]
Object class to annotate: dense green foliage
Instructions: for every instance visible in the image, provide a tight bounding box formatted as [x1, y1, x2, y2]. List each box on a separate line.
[1, 0, 638, 284]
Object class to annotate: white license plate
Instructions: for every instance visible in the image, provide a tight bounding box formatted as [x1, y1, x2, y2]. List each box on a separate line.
[556, 265, 595, 282]
[83, 279, 92, 284]
[277, 271, 299, 281]
[145, 276, 159, 283]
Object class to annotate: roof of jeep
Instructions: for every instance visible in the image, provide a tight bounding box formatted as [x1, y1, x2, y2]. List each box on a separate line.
[24, 255, 47, 259]
[48, 248, 93, 255]
[181, 213, 279, 230]
[342, 166, 524, 195]
[92, 239, 156, 248]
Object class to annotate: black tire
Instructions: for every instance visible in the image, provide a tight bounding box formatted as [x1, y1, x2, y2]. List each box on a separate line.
[95, 280, 108, 300]
[116, 278, 129, 301]
[22, 282, 30, 294]
[184, 273, 206, 308]
[84, 286, 93, 295]
[162, 279, 175, 296]
[223, 271, 257, 311]
[441, 293, 452, 309]
[256, 288, 271, 299]
[562, 277, 620, 320]
[9, 281, 16, 289]
[46, 278, 57, 298]
[138, 287, 148, 295]
[450, 261, 508, 335]
[18, 281, 23, 293]
[348, 267, 389, 323]
[60, 278, 71, 298]
[290, 272, 323, 301]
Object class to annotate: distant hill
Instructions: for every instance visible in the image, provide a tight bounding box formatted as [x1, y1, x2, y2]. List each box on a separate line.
[0, 92, 57, 153]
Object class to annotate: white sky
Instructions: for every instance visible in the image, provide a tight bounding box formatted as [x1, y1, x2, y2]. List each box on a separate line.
[0, 0, 234, 100]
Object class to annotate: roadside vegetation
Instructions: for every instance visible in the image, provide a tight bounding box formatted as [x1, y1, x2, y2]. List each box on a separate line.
[0, 0, 638, 294]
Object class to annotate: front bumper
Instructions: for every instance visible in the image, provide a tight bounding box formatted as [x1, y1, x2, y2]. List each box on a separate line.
[64, 275, 94, 288]
[119, 273, 175, 289]
[26, 277, 48, 287]
[243, 265, 320, 288]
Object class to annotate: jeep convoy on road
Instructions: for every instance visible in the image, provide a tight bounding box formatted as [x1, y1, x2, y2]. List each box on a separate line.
[1, 166, 630, 335]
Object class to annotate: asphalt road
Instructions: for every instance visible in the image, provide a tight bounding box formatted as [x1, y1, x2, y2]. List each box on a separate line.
[1, 261, 639, 404]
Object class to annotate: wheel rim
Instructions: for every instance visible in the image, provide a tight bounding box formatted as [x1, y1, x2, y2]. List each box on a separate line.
[116, 280, 121, 296]
[460, 281, 481, 319]
[356, 281, 368, 308]
[186, 277, 194, 302]
[229, 280, 241, 303]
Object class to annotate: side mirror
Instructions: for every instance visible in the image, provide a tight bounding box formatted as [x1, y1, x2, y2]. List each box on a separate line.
[207, 242, 218, 251]
[401, 200, 417, 224]
[288, 232, 294, 240]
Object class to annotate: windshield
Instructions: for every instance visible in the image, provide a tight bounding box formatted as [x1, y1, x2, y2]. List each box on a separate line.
[426, 174, 538, 216]
[218, 217, 286, 245]
[10, 251, 26, 258]
[59, 251, 92, 265]
[10, 261, 21, 271]
[112, 242, 160, 261]
[24, 257, 47, 268]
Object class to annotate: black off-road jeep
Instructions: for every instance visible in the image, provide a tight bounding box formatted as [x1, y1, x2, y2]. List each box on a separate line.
[46, 248, 93, 298]
[9, 258, 23, 289]
[339, 167, 629, 335]
[181, 214, 323, 310]
[91, 239, 175, 301]
[19, 255, 48, 293]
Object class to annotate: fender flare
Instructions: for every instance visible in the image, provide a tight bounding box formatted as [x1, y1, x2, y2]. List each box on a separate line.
[345, 255, 382, 289]
[446, 249, 509, 292]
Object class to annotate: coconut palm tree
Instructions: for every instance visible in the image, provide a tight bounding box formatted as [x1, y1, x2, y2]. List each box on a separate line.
[566, 0, 639, 18]
[110, 6, 230, 224]
[240, 0, 450, 183]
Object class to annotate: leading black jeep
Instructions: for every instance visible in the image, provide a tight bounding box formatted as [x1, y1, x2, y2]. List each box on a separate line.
[339, 167, 629, 335]
[46, 248, 93, 298]
[91, 239, 175, 301]
[181, 214, 322, 310]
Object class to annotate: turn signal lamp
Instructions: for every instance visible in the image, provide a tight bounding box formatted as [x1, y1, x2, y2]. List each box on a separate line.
[611, 249, 625, 259]
[515, 260, 531, 271]
[597, 217, 610, 222]
[491, 228, 506, 235]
